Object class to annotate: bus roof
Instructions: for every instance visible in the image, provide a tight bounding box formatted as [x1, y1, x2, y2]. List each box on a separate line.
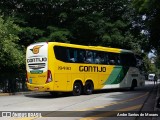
[30, 42, 133, 54]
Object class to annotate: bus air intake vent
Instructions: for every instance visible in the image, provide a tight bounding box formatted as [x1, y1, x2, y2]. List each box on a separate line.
[28, 63, 45, 70]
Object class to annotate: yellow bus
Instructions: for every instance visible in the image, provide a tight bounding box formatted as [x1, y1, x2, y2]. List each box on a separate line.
[26, 42, 145, 96]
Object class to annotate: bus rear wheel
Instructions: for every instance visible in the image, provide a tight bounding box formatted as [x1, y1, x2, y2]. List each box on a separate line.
[84, 81, 94, 95]
[72, 82, 82, 96]
[130, 80, 137, 90]
[50, 92, 59, 96]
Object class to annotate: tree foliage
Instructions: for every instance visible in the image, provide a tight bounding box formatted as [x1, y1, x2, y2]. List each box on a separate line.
[0, 0, 145, 50]
[133, 0, 160, 51]
[0, 0, 155, 75]
[133, 0, 160, 72]
[0, 16, 24, 72]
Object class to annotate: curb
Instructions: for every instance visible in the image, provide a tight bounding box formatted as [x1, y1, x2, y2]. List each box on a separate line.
[155, 81, 160, 109]
[0, 93, 12, 96]
[155, 83, 160, 110]
[153, 81, 160, 120]
[0, 91, 44, 96]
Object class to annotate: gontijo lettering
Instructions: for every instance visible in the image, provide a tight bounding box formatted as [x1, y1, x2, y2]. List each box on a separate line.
[79, 66, 106, 72]
[27, 57, 47, 63]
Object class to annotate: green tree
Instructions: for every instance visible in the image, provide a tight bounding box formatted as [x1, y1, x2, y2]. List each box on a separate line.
[0, 0, 145, 52]
[133, 0, 160, 51]
[133, 0, 160, 73]
[38, 26, 72, 43]
[0, 16, 24, 73]
[19, 27, 44, 47]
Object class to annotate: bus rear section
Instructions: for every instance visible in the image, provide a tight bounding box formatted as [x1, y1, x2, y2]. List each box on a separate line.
[26, 42, 53, 91]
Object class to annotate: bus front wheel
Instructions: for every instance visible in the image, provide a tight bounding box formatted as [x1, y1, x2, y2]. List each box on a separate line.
[84, 81, 94, 95]
[72, 82, 82, 96]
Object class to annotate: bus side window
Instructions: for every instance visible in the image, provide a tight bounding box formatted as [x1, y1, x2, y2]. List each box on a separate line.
[120, 54, 127, 66]
[116, 54, 121, 65]
[77, 49, 85, 63]
[108, 53, 114, 65]
[54, 46, 68, 62]
[108, 53, 120, 65]
[85, 51, 94, 63]
[94, 51, 105, 64]
[94, 52, 101, 64]
[120, 53, 136, 67]
[129, 54, 136, 67]
[67, 48, 77, 63]
[103, 53, 109, 65]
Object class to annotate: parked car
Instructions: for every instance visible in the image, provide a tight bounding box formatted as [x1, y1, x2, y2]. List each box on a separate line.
[148, 74, 155, 81]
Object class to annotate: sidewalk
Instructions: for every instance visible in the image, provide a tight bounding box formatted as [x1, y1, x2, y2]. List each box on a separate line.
[154, 81, 160, 120]
[0, 91, 44, 96]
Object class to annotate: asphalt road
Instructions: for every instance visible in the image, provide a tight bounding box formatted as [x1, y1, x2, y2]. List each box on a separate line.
[0, 81, 158, 120]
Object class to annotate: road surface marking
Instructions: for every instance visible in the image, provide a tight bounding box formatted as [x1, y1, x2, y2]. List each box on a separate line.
[11, 117, 38, 120]
[80, 104, 143, 120]
[78, 92, 148, 111]
[12, 92, 148, 120]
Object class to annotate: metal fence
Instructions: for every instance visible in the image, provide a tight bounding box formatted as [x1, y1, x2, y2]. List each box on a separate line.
[0, 72, 28, 93]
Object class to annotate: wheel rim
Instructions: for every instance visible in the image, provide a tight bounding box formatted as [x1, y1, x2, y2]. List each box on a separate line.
[87, 85, 92, 93]
[74, 85, 80, 93]
[85, 82, 93, 94]
[73, 83, 81, 95]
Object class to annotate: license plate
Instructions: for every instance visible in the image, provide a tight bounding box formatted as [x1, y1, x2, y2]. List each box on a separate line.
[29, 79, 32, 84]
[34, 87, 39, 91]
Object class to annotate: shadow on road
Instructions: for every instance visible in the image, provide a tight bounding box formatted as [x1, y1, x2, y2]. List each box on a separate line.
[25, 81, 156, 99]
[24, 88, 148, 99]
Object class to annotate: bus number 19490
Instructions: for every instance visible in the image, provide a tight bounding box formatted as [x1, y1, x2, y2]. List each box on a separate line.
[58, 66, 71, 70]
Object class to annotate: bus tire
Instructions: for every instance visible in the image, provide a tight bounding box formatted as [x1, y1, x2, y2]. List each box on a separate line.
[72, 82, 82, 96]
[130, 80, 137, 90]
[84, 81, 94, 95]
